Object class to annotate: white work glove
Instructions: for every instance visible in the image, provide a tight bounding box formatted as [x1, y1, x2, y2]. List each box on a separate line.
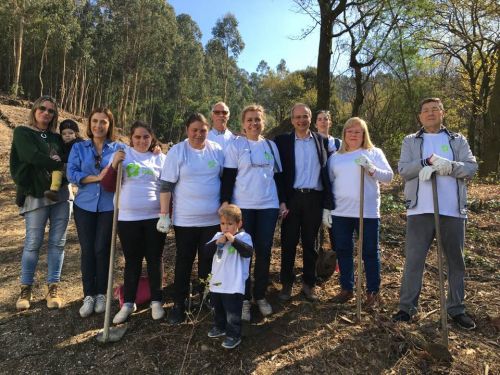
[355, 155, 376, 174]
[322, 209, 332, 229]
[430, 154, 452, 176]
[156, 214, 171, 233]
[419, 165, 435, 181]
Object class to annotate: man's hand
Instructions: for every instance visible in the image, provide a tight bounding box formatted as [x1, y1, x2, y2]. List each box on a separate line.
[419, 165, 435, 181]
[322, 209, 332, 229]
[355, 155, 376, 174]
[279, 202, 289, 219]
[430, 154, 452, 175]
[156, 214, 171, 233]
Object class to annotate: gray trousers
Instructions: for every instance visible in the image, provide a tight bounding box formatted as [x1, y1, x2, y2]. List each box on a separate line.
[398, 214, 466, 317]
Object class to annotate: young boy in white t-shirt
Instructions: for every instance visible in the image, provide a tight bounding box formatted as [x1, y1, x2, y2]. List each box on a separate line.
[205, 204, 253, 349]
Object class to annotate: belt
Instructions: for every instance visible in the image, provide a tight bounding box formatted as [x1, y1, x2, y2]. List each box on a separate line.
[294, 188, 319, 193]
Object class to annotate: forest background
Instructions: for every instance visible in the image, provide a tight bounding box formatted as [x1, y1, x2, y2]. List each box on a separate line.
[0, 0, 498, 175]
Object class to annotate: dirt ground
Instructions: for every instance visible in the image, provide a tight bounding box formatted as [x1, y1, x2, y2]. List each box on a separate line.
[0, 102, 499, 374]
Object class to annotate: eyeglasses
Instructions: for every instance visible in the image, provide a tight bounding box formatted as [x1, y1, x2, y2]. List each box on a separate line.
[94, 154, 102, 170]
[213, 110, 229, 116]
[216, 243, 224, 260]
[38, 105, 56, 115]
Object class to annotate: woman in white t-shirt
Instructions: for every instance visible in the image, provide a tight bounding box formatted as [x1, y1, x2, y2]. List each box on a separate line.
[101, 121, 167, 323]
[327, 117, 393, 307]
[220, 104, 284, 321]
[157, 113, 224, 325]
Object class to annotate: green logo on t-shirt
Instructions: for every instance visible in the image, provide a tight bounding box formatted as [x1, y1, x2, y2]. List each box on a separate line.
[126, 163, 140, 177]
[264, 151, 272, 161]
[441, 145, 449, 152]
[228, 245, 236, 254]
[208, 160, 217, 168]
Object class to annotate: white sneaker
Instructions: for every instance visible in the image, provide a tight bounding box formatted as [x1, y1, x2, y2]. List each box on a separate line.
[79, 296, 95, 318]
[151, 301, 165, 320]
[113, 303, 137, 324]
[256, 298, 273, 317]
[94, 294, 106, 314]
[241, 300, 251, 321]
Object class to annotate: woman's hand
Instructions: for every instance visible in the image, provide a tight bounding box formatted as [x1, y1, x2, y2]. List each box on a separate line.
[218, 201, 229, 215]
[279, 202, 289, 219]
[97, 167, 109, 181]
[50, 154, 61, 162]
[111, 150, 126, 169]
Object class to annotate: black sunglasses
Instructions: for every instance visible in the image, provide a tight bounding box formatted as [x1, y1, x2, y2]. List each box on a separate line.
[94, 154, 102, 170]
[213, 110, 229, 115]
[38, 105, 56, 115]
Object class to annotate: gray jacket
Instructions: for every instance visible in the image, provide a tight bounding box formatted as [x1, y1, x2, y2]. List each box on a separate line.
[398, 128, 477, 217]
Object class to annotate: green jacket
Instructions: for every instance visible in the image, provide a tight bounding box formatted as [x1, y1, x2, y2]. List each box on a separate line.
[10, 125, 64, 198]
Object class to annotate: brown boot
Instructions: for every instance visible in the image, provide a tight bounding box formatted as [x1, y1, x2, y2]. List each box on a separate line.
[46, 283, 63, 309]
[331, 289, 354, 303]
[16, 285, 32, 311]
[364, 292, 381, 308]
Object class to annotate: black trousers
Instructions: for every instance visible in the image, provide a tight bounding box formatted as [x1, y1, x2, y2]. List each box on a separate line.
[280, 191, 323, 287]
[211, 292, 244, 339]
[172, 225, 219, 304]
[118, 219, 166, 303]
[74, 205, 113, 296]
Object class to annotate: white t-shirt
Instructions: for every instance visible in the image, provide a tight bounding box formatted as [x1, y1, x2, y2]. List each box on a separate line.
[161, 140, 224, 226]
[408, 132, 459, 217]
[207, 128, 235, 150]
[328, 148, 393, 218]
[209, 231, 253, 294]
[109, 146, 166, 221]
[224, 136, 282, 209]
[327, 135, 341, 153]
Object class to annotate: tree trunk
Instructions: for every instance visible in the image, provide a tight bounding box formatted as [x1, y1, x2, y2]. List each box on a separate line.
[316, 0, 333, 111]
[39, 34, 49, 96]
[60, 47, 67, 109]
[481, 55, 500, 176]
[12, 0, 24, 97]
[351, 64, 364, 116]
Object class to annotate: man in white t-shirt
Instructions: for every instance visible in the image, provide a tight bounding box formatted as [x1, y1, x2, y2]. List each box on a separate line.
[393, 97, 478, 330]
[208, 101, 235, 150]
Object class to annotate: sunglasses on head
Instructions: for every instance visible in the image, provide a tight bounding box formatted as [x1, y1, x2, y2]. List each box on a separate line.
[38, 105, 56, 115]
[213, 110, 229, 115]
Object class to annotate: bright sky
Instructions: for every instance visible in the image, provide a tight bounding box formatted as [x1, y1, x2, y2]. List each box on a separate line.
[168, 0, 321, 73]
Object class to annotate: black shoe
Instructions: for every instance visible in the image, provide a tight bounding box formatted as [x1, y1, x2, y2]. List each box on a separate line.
[167, 304, 185, 325]
[392, 310, 411, 323]
[452, 313, 476, 330]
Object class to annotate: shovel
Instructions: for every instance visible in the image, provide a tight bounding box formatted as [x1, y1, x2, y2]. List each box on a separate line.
[431, 173, 449, 349]
[96, 162, 127, 343]
[356, 167, 364, 322]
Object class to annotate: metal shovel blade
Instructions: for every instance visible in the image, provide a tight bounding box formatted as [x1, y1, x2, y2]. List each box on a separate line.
[96, 325, 128, 343]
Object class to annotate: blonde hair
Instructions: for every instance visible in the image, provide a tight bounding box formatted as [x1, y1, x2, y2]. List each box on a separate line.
[338, 117, 374, 153]
[29, 96, 59, 132]
[219, 204, 242, 223]
[241, 104, 266, 133]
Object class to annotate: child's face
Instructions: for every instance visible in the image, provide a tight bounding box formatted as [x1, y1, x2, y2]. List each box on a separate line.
[220, 216, 241, 235]
[61, 129, 77, 143]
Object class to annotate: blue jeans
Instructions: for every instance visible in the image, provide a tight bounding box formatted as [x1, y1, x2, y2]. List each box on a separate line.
[241, 208, 279, 300]
[211, 292, 244, 339]
[21, 201, 70, 285]
[331, 216, 380, 293]
[73, 205, 113, 296]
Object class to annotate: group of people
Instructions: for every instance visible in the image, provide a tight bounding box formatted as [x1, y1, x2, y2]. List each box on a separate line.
[10, 95, 477, 350]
